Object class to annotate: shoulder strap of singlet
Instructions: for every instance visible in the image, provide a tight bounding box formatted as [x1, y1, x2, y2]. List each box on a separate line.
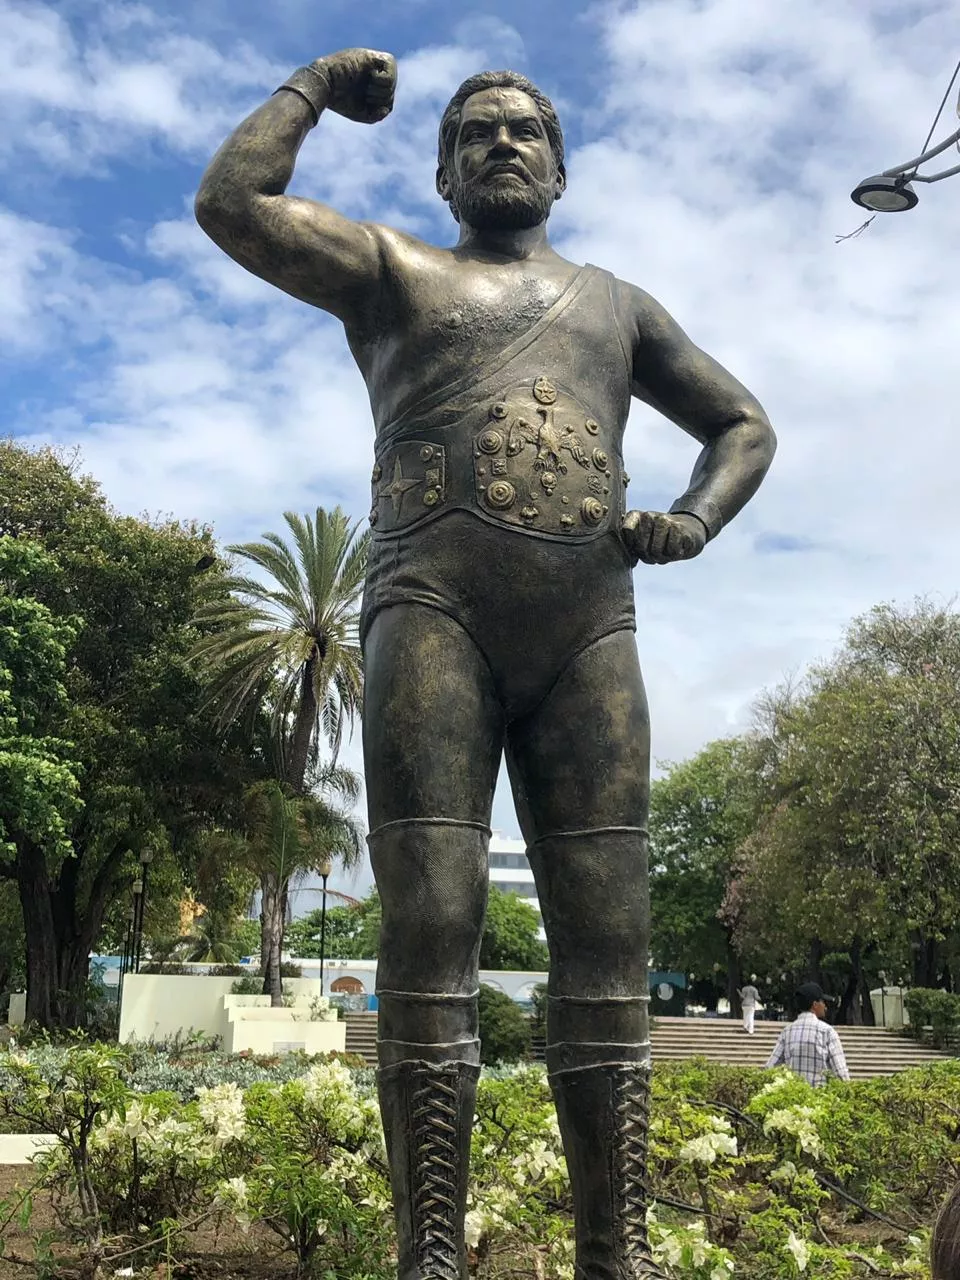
[380, 263, 598, 437]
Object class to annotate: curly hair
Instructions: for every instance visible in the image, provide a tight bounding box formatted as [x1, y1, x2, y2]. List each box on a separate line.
[437, 70, 565, 178]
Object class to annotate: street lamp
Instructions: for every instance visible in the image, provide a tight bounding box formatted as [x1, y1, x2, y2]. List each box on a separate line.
[132, 849, 154, 973]
[318, 858, 332, 996]
[851, 62, 960, 213]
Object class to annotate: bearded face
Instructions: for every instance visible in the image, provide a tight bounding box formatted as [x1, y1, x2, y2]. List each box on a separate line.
[440, 86, 564, 231]
[447, 165, 557, 231]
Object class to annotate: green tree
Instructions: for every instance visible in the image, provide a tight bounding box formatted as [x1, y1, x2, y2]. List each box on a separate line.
[0, 442, 259, 1026]
[477, 982, 531, 1064]
[286, 889, 381, 960]
[729, 600, 960, 1020]
[648, 738, 756, 1013]
[230, 776, 364, 1003]
[0, 535, 81, 867]
[480, 884, 549, 971]
[192, 508, 368, 786]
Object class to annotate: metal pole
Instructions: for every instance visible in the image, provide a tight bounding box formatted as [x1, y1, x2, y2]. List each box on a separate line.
[319, 872, 329, 996]
[131, 881, 144, 973]
[138, 859, 150, 971]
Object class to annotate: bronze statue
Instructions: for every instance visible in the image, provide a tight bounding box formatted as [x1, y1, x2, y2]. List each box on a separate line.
[196, 48, 775, 1280]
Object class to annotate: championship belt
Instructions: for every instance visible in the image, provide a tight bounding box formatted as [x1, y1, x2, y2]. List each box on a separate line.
[369, 375, 625, 543]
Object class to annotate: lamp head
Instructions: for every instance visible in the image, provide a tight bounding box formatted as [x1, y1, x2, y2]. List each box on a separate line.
[851, 173, 918, 212]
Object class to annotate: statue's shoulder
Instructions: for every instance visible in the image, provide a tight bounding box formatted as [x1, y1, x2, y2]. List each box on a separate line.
[605, 273, 669, 327]
[366, 223, 454, 280]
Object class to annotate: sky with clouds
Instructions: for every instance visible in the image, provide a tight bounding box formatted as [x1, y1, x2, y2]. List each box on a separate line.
[3, 0, 958, 885]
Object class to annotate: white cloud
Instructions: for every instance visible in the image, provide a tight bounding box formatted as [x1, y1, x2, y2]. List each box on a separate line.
[6, 0, 960, 847]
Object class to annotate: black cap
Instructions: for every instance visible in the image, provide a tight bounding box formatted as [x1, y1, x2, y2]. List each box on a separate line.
[796, 981, 831, 1008]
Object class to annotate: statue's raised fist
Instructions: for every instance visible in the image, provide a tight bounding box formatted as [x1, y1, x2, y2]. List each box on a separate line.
[313, 49, 397, 123]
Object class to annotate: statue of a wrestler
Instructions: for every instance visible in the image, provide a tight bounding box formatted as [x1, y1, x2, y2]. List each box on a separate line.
[196, 48, 776, 1280]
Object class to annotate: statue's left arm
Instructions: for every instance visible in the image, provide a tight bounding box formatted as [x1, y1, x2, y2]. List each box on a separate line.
[618, 282, 777, 566]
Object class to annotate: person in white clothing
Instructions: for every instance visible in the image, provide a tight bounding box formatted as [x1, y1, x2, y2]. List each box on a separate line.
[739, 978, 760, 1033]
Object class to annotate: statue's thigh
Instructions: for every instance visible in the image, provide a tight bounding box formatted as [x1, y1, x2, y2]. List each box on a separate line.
[362, 603, 504, 828]
[506, 627, 650, 840]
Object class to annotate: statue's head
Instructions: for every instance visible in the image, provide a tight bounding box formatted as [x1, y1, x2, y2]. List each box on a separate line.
[437, 71, 566, 231]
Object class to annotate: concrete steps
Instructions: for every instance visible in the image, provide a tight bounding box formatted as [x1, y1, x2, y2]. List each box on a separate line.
[650, 1017, 951, 1079]
[345, 1012, 953, 1078]
[345, 1011, 378, 1064]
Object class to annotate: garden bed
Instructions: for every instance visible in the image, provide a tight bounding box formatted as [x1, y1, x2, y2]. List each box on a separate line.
[0, 1043, 952, 1278]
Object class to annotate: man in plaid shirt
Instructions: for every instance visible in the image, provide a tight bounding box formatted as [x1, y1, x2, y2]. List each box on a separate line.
[766, 982, 850, 1086]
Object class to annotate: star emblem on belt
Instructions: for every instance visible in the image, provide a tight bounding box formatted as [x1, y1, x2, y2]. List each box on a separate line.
[378, 458, 421, 515]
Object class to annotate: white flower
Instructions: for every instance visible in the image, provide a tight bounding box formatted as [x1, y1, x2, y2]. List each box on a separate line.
[770, 1160, 799, 1184]
[677, 1129, 738, 1165]
[464, 1210, 484, 1248]
[711, 1261, 735, 1279]
[217, 1176, 253, 1231]
[786, 1231, 810, 1273]
[653, 1229, 684, 1267]
[121, 1101, 147, 1140]
[763, 1106, 823, 1159]
[196, 1083, 246, 1146]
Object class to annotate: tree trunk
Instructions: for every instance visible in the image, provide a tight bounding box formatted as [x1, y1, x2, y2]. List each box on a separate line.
[838, 937, 863, 1026]
[911, 933, 939, 988]
[17, 844, 59, 1026]
[260, 872, 285, 1007]
[287, 654, 318, 792]
[807, 938, 825, 989]
[17, 839, 126, 1028]
[725, 935, 743, 1019]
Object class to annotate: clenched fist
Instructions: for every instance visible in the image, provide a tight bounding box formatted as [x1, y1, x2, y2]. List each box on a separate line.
[313, 48, 397, 124]
[621, 510, 706, 566]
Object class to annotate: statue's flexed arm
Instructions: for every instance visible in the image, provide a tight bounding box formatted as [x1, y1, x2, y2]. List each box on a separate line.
[195, 49, 398, 320]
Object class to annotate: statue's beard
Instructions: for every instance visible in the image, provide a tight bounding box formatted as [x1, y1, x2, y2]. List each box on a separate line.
[449, 171, 555, 230]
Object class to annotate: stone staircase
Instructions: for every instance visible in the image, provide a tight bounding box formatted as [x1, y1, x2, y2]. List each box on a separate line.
[344, 1011, 952, 1078]
[649, 1016, 952, 1079]
[344, 1011, 378, 1064]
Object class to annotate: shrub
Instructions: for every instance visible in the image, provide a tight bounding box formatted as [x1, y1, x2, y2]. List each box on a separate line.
[2, 1042, 958, 1278]
[478, 984, 531, 1064]
[904, 987, 960, 1047]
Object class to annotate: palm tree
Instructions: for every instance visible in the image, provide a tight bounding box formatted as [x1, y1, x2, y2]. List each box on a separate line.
[242, 772, 364, 1003]
[192, 507, 368, 788]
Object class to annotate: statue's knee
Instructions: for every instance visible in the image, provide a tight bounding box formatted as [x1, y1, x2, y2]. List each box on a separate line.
[372, 821, 488, 990]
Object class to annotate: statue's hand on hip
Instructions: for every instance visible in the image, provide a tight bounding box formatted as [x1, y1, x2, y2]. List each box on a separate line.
[621, 510, 706, 566]
[313, 49, 398, 123]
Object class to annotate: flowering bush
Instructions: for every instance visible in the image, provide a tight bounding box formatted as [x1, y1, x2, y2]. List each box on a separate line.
[1, 1042, 958, 1277]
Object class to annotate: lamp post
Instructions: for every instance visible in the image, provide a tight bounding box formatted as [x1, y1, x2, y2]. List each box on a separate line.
[119, 902, 136, 997]
[318, 858, 332, 997]
[132, 849, 154, 972]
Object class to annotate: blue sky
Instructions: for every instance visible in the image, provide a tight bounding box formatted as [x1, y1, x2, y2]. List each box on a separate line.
[3, 0, 959, 886]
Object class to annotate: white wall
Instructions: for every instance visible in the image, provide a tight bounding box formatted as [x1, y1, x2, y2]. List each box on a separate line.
[298, 958, 547, 1002]
[119, 975, 325, 1044]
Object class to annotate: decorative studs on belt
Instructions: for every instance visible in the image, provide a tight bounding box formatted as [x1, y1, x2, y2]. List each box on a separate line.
[478, 429, 503, 454]
[581, 497, 605, 525]
[486, 479, 516, 509]
[533, 377, 557, 405]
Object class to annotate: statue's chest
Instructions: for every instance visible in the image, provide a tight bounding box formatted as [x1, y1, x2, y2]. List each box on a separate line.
[412, 272, 564, 359]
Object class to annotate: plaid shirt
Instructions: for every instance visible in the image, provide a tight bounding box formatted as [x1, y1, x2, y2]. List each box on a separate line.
[765, 1012, 850, 1086]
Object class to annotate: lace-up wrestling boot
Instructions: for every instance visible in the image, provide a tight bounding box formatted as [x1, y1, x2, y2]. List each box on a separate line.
[370, 818, 490, 1280]
[377, 993, 480, 1280]
[547, 1000, 664, 1280]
